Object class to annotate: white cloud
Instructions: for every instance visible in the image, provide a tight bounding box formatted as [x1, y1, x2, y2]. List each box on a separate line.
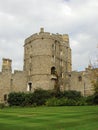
[0, 0, 98, 71]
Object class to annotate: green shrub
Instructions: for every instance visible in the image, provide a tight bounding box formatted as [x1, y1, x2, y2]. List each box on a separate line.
[86, 95, 94, 105]
[46, 97, 60, 106]
[46, 98, 78, 106]
[21, 93, 33, 107]
[0, 103, 5, 109]
[52, 91, 64, 98]
[7, 89, 94, 107]
[76, 97, 87, 106]
[64, 99, 77, 106]
[85, 94, 98, 105]
[8, 92, 25, 106]
[93, 94, 98, 105]
[63, 90, 82, 100]
[32, 89, 52, 106]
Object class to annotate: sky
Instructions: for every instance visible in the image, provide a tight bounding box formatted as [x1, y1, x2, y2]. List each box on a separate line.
[0, 0, 98, 71]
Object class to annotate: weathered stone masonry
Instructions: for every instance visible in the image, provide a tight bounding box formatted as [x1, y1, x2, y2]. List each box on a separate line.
[0, 28, 95, 103]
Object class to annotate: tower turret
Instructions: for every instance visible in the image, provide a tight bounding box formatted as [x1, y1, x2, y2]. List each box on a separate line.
[62, 34, 69, 44]
[40, 27, 44, 33]
[2, 58, 12, 72]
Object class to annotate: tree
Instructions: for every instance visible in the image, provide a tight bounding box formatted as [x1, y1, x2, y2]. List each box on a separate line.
[90, 46, 98, 94]
[93, 69, 98, 94]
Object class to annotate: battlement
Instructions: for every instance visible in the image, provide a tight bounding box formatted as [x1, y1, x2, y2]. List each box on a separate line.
[14, 70, 24, 74]
[25, 28, 69, 46]
[62, 34, 69, 42]
[39, 27, 44, 33]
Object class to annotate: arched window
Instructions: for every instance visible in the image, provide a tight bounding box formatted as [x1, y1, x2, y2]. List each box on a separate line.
[78, 76, 82, 81]
[51, 67, 56, 74]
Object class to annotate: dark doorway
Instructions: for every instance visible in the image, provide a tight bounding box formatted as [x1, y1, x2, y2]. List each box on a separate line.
[4, 94, 7, 101]
[27, 82, 32, 91]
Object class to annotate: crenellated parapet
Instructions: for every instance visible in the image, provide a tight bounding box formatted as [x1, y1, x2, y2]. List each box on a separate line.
[25, 28, 69, 47]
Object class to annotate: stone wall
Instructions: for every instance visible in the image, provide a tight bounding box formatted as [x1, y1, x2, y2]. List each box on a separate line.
[12, 70, 27, 92]
[0, 71, 12, 103]
[0, 70, 27, 103]
[0, 28, 96, 103]
[66, 69, 95, 96]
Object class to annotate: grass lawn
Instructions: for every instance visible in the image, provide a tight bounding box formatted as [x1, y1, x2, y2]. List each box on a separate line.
[0, 106, 98, 130]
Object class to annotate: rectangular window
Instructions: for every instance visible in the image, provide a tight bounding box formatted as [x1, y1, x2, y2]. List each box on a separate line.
[60, 50, 63, 56]
[27, 82, 32, 91]
[52, 44, 56, 50]
[78, 76, 82, 82]
[61, 73, 64, 78]
[60, 60, 63, 66]
[4, 94, 7, 101]
[52, 55, 55, 62]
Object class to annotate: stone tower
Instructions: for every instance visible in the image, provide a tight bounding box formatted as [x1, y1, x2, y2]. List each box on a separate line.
[2, 58, 12, 72]
[23, 28, 72, 91]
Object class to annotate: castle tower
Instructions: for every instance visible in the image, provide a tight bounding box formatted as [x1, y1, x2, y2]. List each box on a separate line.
[62, 34, 72, 72]
[23, 28, 72, 91]
[2, 58, 12, 72]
